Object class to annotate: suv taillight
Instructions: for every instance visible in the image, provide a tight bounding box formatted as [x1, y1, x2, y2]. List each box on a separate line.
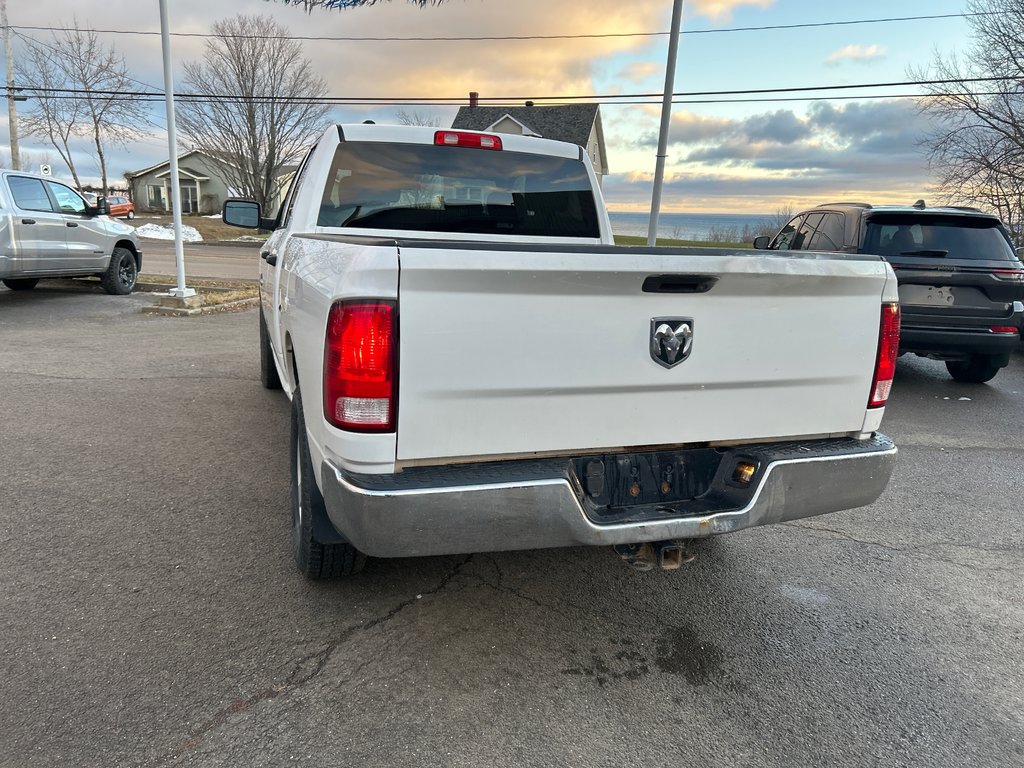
[869, 303, 900, 409]
[323, 301, 396, 432]
[992, 268, 1024, 281]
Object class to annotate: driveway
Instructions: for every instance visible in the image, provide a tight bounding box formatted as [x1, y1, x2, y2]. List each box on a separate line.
[1, 283, 1021, 767]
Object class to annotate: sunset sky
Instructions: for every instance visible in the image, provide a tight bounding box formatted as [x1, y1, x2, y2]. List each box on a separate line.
[2, 0, 974, 213]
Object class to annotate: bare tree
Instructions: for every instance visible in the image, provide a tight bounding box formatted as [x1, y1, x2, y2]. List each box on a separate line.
[15, 41, 84, 188]
[50, 23, 148, 194]
[913, 0, 1024, 242]
[177, 14, 331, 211]
[16, 23, 147, 192]
[395, 109, 441, 127]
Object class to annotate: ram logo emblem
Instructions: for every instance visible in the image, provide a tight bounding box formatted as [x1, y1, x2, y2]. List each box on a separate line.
[650, 318, 694, 368]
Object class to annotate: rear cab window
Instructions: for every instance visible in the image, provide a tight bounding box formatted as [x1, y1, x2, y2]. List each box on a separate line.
[863, 214, 1018, 262]
[316, 142, 600, 238]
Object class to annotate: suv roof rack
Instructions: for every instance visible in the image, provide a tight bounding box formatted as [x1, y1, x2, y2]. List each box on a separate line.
[820, 202, 873, 209]
[943, 205, 984, 213]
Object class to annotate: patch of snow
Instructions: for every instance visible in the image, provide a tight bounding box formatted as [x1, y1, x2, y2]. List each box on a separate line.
[133, 222, 203, 242]
[204, 214, 222, 218]
[958, 397, 971, 401]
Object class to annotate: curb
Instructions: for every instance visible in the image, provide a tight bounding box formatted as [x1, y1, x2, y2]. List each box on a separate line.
[144, 296, 260, 317]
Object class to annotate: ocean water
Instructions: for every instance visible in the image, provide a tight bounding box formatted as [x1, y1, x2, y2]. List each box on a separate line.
[609, 211, 774, 242]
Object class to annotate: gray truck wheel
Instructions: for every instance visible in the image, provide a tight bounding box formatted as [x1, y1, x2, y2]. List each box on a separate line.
[101, 247, 138, 295]
[259, 306, 282, 390]
[2, 278, 39, 291]
[946, 355, 1001, 384]
[291, 389, 366, 579]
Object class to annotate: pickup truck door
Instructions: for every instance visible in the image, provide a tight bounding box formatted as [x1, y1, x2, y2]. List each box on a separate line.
[46, 181, 108, 272]
[264, 150, 313, 380]
[260, 229, 287, 364]
[5, 175, 67, 273]
[395, 244, 891, 463]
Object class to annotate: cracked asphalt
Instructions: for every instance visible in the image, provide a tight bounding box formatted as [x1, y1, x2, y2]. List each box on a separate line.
[1, 282, 1022, 768]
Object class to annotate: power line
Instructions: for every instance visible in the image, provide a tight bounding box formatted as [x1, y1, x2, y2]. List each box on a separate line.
[7, 11, 989, 43]
[9, 76, 1014, 105]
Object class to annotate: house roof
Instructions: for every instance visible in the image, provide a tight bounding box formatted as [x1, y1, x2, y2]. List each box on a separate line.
[155, 166, 210, 181]
[451, 104, 601, 150]
[125, 150, 217, 179]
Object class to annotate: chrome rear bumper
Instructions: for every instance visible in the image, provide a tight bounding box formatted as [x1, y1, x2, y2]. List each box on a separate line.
[321, 435, 896, 558]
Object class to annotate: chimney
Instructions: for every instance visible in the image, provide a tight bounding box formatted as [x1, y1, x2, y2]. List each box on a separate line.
[469, 91, 479, 108]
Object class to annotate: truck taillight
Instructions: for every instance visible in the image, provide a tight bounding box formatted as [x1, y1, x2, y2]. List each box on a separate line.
[869, 303, 900, 409]
[434, 130, 503, 150]
[324, 301, 396, 432]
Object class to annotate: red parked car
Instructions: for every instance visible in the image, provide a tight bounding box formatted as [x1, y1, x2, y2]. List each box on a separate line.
[107, 195, 136, 219]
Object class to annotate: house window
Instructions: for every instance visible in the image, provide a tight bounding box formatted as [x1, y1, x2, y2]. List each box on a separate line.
[148, 185, 164, 208]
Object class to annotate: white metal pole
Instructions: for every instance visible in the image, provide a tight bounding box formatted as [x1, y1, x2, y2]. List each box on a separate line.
[647, 0, 685, 246]
[2, 0, 21, 171]
[158, 0, 194, 298]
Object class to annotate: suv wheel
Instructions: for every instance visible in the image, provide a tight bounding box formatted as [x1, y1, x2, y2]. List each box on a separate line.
[946, 355, 1002, 384]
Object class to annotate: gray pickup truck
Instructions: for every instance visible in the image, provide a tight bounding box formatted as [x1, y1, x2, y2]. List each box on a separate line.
[0, 169, 141, 294]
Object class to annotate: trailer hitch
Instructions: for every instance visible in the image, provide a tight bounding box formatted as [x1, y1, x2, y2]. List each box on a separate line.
[613, 540, 695, 571]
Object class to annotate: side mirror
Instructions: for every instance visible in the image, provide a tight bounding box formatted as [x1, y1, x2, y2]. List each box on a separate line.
[223, 199, 276, 230]
[752, 236, 770, 250]
[224, 199, 261, 229]
[90, 196, 110, 216]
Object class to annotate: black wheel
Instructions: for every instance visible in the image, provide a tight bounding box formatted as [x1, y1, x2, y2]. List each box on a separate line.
[2, 278, 39, 291]
[101, 247, 138, 295]
[946, 355, 1001, 384]
[259, 306, 282, 390]
[291, 389, 366, 579]
[126, 210, 136, 220]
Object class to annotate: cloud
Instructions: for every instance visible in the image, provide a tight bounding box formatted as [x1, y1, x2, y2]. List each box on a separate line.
[616, 62, 660, 85]
[825, 44, 886, 66]
[688, 0, 775, 21]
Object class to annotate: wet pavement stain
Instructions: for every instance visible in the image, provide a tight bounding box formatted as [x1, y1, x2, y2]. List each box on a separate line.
[561, 640, 651, 687]
[654, 626, 725, 685]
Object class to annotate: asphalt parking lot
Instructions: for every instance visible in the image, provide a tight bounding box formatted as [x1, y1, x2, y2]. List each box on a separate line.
[1, 282, 1022, 768]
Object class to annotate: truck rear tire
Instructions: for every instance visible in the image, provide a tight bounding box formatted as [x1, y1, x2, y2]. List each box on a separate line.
[259, 306, 282, 390]
[101, 247, 138, 295]
[2, 278, 39, 291]
[946, 355, 1001, 384]
[291, 389, 366, 579]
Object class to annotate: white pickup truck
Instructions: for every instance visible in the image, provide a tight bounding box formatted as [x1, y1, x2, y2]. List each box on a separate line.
[224, 124, 899, 578]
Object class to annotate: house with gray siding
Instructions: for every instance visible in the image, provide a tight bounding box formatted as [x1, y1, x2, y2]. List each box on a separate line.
[125, 150, 233, 215]
[451, 103, 609, 185]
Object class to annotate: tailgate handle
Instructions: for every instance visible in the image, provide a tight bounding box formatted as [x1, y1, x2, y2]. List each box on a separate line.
[642, 274, 718, 294]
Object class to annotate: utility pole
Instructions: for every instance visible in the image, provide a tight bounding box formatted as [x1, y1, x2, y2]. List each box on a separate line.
[1, 0, 21, 170]
[647, 0, 685, 246]
[158, 0, 194, 299]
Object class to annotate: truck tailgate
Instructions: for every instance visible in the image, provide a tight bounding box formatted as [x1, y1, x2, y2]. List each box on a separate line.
[395, 244, 888, 463]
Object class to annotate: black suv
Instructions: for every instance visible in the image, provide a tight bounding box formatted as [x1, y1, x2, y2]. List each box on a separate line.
[754, 202, 1024, 383]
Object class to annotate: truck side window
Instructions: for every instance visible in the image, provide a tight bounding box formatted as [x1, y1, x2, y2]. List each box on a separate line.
[795, 213, 824, 250]
[46, 181, 87, 215]
[279, 147, 314, 229]
[808, 212, 846, 251]
[770, 216, 803, 250]
[8, 177, 55, 213]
